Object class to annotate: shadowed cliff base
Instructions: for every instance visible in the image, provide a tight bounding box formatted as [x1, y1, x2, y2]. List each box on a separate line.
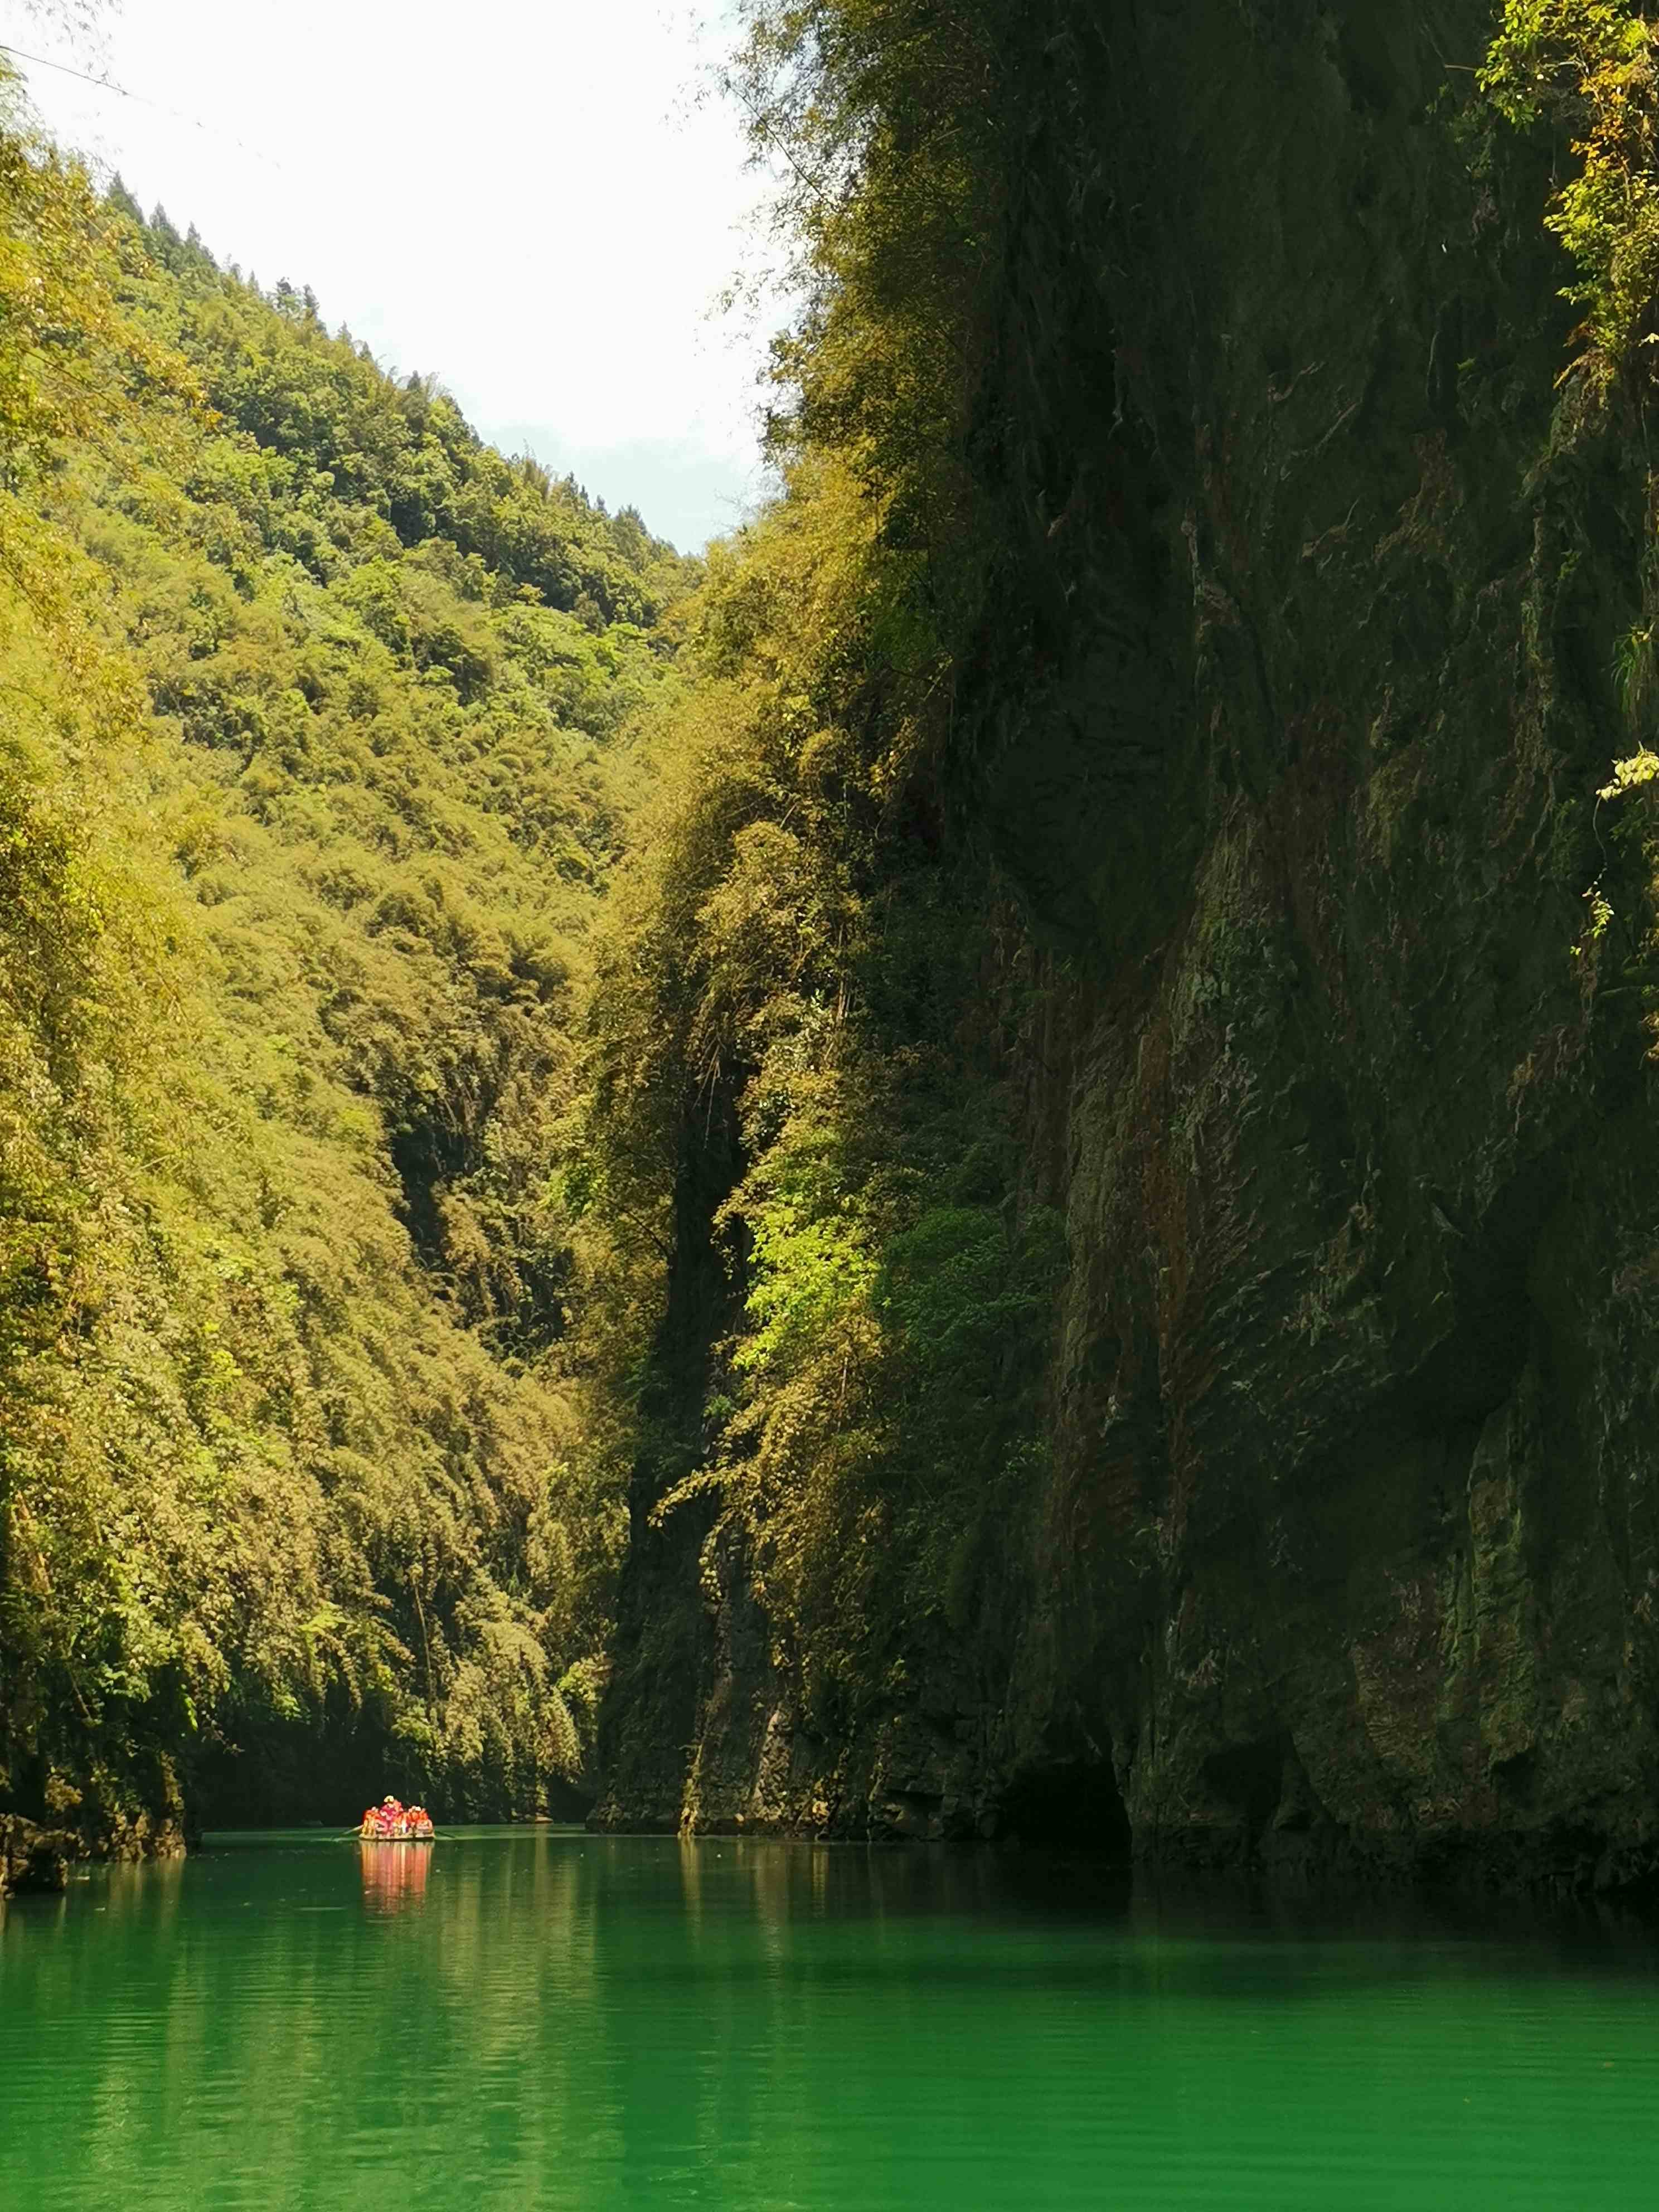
[994, 1758, 1133, 1859]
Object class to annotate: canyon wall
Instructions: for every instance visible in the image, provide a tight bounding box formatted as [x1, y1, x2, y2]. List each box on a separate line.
[593, 0, 1659, 1895]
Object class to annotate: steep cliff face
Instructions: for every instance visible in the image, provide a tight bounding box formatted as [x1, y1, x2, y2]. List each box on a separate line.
[593, 0, 1659, 1891]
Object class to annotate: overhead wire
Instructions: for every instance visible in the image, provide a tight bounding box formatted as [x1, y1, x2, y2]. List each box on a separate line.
[0, 38, 286, 171]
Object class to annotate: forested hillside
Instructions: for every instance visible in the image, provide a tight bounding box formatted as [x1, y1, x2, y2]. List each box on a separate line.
[0, 92, 692, 1858]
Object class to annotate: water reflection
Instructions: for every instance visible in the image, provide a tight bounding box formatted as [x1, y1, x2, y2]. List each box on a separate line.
[358, 1841, 431, 1914]
[1, 1833, 1657, 2212]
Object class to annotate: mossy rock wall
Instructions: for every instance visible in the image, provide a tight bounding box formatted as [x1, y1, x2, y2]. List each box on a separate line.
[591, 0, 1659, 1893]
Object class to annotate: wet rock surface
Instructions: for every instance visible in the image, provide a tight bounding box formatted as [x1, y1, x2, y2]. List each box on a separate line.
[0, 1761, 189, 1899]
[0, 1818, 76, 1896]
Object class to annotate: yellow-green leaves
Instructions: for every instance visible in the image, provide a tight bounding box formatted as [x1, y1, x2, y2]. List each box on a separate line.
[1481, 0, 1659, 392]
[1597, 745, 1659, 796]
[0, 128, 681, 1823]
[0, 110, 197, 486]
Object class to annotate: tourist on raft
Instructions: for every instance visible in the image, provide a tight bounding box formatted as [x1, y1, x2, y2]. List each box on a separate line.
[358, 1794, 435, 1840]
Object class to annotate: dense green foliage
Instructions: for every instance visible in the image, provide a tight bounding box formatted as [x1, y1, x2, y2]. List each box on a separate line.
[581, 1, 1084, 1729]
[583, 492, 1065, 1712]
[5, 0, 1136, 1831]
[1482, 3, 1659, 1034]
[0, 94, 691, 1831]
[1481, 0, 1659, 396]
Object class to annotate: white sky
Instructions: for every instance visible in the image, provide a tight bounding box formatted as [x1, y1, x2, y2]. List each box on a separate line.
[6, 0, 782, 549]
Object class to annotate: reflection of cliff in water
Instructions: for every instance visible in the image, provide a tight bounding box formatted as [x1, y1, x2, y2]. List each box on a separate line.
[10, 1833, 1659, 2212]
[358, 1842, 430, 1914]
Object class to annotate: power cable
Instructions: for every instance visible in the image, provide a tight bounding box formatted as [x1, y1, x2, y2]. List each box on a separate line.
[0, 38, 285, 170]
[2, 38, 158, 102]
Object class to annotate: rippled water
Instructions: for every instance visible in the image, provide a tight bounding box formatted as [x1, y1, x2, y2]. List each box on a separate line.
[2, 1830, 1657, 2209]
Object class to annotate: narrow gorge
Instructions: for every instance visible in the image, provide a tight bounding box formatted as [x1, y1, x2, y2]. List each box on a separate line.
[6, 0, 1659, 1907]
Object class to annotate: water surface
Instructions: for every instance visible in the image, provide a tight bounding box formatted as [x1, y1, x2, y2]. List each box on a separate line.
[1, 1829, 1655, 2208]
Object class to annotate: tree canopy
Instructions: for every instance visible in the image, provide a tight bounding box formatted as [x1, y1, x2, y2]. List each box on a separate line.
[0, 94, 691, 1830]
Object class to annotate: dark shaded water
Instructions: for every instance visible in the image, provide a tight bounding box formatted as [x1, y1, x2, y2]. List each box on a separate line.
[2, 1829, 1656, 2208]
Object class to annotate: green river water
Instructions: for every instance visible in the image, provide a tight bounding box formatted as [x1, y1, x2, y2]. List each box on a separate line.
[2, 1828, 1656, 2209]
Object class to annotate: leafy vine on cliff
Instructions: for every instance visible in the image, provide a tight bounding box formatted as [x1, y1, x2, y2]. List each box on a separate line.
[1481, 0, 1659, 396]
[578, 3, 1105, 1724]
[1482, 4, 1659, 1026]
